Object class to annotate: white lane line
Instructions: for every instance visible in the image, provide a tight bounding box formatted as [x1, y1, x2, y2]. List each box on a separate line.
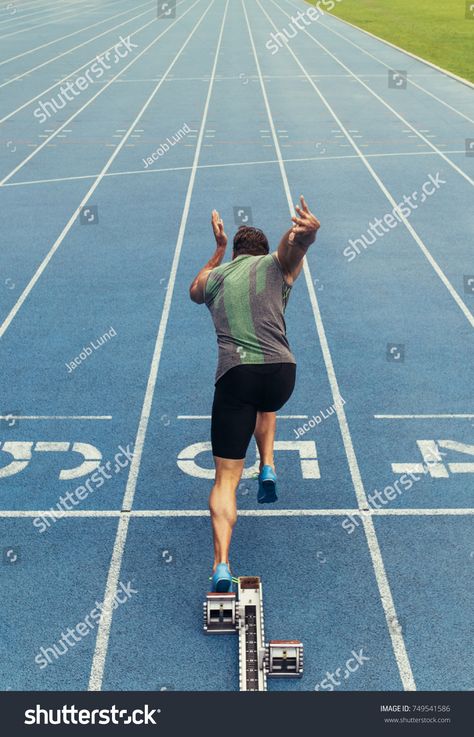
[245, 0, 416, 691]
[4, 148, 468, 189]
[0, 0, 63, 14]
[0, 415, 112, 420]
[4, 71, 443, 82]
[374, 414, 474, 420]
[259, 1, 474, 331]
[0, 1, 155, 86]
[0, 0, 79, 28]
[1, 508, 472, 518]
[0, 3, 199, 343]
[367, 509, 474, 516]
[270, 0, 474, 188]
[0, 0, 91, 25]
[0, 0, 167, 124]
[283, 2, 474, 125]
[88, 0, 227, 692]
[0, 0, 104, 40]
[177, 414, 309, 419]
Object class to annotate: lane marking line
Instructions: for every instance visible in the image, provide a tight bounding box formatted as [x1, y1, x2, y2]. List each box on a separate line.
[3, 148, 468, 189]
[0, 508, 472, 518]
[374, 414, 474, 420]
[0, 415, 112, 420]
[0, 0, 107, 40]
[177, 414, 309, 419]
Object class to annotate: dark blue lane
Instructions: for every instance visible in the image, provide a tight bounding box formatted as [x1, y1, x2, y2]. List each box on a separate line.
[102, 516, 402, 691]
[0, 517, 118, 690]
[374, 515, 474, 690]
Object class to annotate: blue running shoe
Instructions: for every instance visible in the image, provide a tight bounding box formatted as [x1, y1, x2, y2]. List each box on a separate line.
[211, 563, 233, 592]
[258, 465, 278, 504]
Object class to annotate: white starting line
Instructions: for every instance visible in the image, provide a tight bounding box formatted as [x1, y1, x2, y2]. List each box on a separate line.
[375, 414, 474, 420]
[177, 414, 308, 419]
[0, 508, 472, 518]
[0, 415, 112, 420]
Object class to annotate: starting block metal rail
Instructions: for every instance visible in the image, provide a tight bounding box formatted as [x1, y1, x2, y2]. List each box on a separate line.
[203, 576, 303, 691]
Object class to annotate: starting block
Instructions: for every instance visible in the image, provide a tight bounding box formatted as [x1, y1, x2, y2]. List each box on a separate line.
[203, 576, 303, 691]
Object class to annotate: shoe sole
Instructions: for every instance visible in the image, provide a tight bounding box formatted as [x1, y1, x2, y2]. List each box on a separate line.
[214, 578, 232, 593]
[258, 479, 278, 504]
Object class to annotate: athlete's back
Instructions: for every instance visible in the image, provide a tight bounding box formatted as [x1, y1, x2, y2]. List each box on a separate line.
[204, 253, 295, 382]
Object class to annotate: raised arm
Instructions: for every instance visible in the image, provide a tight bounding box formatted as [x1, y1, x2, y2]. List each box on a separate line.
[189, 210, 228, 304]
[276, 195, 320, 284]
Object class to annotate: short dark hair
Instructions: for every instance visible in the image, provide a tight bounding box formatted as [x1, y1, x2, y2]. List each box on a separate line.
[233, 226, 269, 257]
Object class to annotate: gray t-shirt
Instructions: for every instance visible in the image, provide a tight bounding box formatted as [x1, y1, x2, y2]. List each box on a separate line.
[204, 253, 296, 382]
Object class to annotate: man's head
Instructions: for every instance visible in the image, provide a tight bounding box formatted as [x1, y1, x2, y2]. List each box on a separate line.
[232, 226, 269, 258]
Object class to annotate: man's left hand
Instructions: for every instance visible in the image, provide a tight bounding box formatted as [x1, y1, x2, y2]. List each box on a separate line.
[211, 210, 227, 249]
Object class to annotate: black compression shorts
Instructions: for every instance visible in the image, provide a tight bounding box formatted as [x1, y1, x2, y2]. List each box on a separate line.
[211, 363, 296, 459]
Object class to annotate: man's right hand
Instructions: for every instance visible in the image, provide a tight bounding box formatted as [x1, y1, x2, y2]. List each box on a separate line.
[289, 195, 320, 246]
[276, 195, 320, 284]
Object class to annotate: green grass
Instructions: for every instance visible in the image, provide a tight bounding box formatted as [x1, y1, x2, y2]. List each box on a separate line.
[308, 0, 474, 82]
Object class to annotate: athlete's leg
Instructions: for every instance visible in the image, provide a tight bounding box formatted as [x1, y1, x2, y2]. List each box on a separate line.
[254, 411, 276, 471]
[210, 368, 258, 574]
[209, 457, 245, 572]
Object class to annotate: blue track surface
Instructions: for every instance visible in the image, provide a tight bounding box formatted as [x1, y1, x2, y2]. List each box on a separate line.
[0, 0, 473, 692]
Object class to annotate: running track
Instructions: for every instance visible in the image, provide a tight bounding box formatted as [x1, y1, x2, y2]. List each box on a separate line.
[0, 0, 473, 692]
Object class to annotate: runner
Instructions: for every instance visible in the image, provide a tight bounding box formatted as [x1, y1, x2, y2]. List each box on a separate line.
[190, 196, 320, 592]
